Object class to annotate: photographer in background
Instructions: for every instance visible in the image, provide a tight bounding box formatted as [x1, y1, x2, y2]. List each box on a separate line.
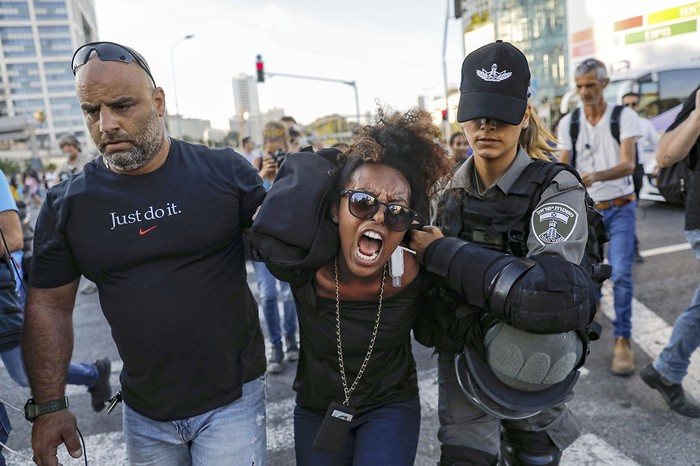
[259, 121, 287, 188]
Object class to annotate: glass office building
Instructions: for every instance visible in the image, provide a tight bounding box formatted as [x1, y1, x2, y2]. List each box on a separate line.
[491, 0, 568, 122]
[0, 0, 97, 154]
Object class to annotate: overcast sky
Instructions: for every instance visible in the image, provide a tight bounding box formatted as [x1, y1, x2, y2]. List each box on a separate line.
[94, 0, 467, 129]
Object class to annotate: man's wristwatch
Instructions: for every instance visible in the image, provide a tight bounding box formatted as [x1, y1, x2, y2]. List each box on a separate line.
[24, 397, 69, 421]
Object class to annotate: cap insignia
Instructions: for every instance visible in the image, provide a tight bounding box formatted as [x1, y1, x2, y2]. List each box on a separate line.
[476, 64, 512, 82]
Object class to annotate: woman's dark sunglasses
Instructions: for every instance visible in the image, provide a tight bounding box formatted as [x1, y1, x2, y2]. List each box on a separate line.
[71, 41, 156, 87]
[340, 190, 417, 232]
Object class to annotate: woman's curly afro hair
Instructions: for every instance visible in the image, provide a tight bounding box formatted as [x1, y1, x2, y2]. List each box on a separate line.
[333, 106, 453, 221]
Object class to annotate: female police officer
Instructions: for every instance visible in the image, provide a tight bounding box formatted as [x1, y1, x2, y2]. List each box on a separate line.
[410, 41, 596, 465]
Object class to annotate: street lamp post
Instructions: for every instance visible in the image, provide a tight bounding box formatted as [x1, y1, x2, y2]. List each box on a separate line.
[170, 34, 195, 139]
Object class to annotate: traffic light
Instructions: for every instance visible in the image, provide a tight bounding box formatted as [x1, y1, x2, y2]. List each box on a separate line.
[454, 0, 463, 18]
[256, 54, 265, 83]
[442, 109, 448, 121]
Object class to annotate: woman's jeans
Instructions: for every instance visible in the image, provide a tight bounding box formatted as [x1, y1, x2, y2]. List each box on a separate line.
[294, 395, 421, 466]
[123, 376, 266, 466]
[653, 229, 700, 384]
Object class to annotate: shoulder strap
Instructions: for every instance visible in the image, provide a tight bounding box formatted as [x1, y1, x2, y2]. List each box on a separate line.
[610, 105, 623, 144]
[569, 108, 581, 168]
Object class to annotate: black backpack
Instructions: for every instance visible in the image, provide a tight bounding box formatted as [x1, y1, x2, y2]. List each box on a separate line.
[656, 142, 697, 205]
[569, 105, 643, 194]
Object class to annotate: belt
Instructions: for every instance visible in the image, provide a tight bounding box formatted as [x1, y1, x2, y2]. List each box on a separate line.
[594, 193, 636, 211]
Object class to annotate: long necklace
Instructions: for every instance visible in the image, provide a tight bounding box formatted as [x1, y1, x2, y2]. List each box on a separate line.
[334, 257, 387, 406]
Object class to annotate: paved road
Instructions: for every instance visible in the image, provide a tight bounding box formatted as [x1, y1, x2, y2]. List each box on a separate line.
[1, 200, 699, 465]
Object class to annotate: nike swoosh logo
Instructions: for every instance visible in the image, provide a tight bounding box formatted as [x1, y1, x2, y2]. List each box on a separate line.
[139, 226, 158, 236]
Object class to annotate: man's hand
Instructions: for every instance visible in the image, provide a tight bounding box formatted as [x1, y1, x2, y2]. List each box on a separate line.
[31, 410, 82, 466]
[407, 226, 444, 262]
[580, 171, 597, 187]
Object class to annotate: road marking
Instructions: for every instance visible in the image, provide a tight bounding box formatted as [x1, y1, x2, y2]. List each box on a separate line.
[12, 364, 641, 465]
[561, 433, 638, 465]
[639, 242, 691, 258]
[600, 282, 700, 401]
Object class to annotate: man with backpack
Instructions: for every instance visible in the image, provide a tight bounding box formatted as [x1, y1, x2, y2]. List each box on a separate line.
[557, 58, 642, 376]
[639, 86, 700, 417]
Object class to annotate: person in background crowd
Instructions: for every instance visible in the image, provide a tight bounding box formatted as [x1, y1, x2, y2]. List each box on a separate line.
[640, 85, 700, 418]
[22, 41, 267, 465]
[22, 172, 43, 208]
[289, 124, 309, 153]
[240, 136, 261, 168]
[621, 91, 659, 263]
[557, 58, 642, 376]
[448, 131, 471, 168]
[57, 134, 94, 178]
[280, 115, 298, 130]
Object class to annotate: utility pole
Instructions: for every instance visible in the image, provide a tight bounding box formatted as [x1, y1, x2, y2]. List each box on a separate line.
[170, 34, 195, 139]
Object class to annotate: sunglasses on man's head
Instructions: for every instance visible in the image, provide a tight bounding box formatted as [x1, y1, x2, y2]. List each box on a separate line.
[340, 190, 417, 232]
[71, 41, 156, 87]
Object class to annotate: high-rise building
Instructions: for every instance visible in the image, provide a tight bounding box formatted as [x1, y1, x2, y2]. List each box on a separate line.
[231, 73, 262, 145]
[230, 73, 288, 147]
[0, 0, 97, 157]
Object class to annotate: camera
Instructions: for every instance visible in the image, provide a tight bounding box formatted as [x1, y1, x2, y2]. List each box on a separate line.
[271, 148, 288, 167]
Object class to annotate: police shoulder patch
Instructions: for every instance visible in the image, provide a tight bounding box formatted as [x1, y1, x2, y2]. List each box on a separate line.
[531, 202, 578, 245]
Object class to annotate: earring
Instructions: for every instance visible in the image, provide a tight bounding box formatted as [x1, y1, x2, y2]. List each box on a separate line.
[523, 121, 529, 129]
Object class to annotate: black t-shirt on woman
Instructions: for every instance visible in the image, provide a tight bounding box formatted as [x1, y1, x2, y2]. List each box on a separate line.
[290, 274, 423, 415]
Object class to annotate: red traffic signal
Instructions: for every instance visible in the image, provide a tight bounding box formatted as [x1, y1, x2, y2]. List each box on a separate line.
[442, 109, 448, 121]
[255, 54, 265, 83]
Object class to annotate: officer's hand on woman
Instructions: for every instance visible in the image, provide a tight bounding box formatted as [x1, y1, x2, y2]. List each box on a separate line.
[407, 226, 443, 263]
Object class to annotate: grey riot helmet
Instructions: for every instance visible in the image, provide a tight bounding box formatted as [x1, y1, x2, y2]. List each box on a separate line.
[455, 321, 584, 420]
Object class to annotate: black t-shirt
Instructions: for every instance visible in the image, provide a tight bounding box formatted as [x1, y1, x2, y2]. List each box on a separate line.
[30, 139, 267, 421]
[290, 275, 423, 415]
[666, 85, 700, 230]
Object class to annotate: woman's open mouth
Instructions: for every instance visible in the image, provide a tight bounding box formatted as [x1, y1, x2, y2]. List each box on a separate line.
[356, 230, 383, 262]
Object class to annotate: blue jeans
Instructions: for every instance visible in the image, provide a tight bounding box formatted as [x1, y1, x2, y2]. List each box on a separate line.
[653, 229, 700, 385]
[3, 260, 99, 389]
[600, 200, 636, 338]
[123, 376, 266, 466]
[294, 396, 421, 466]
[1, 346, 97, 388]
[0, 403, 10, 466]
[252, 261, 297, 345]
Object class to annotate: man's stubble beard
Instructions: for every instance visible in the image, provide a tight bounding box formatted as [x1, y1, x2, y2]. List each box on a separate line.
[100, 107, 164, 171]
